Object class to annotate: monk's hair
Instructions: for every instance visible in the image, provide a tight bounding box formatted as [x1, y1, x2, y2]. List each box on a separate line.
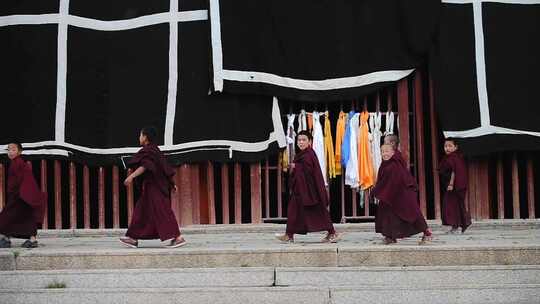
[9, 142, 23, 152]
[141, 126, 158, 143]
[385, 134, 399, 145]
[297, 130, 313, 141]
[381, 143, 395, 150]
[444, 137, 459, 147]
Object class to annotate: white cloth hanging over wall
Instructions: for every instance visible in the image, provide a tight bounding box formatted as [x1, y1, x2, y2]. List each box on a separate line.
[297, 110, 307, 133]
[286, 114, 296, 164]
[385, 111, 394, 135]
[312, 111, 327, 186]
[369, 112, 383, 175]
[345, 113, 360, 188]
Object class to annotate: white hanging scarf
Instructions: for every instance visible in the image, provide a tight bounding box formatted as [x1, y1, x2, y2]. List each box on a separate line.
[385, 111, 395, 135]
[297, 110, 307, 133]
[312, 111, 327, 186]
[286, 114, 296, 163]
[369, 112, 383, 175]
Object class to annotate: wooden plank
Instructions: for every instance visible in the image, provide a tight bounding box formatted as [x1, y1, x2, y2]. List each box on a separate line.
[191, 164, 201, 224]
[478, 159, 490, 219]
[340, 175, 345, 223]
[250, 163, 262, 224]
[527, 155, 535, 219]
[126, 168, 134, 226]
[69, 162, 77, 229]
[496, 154, 505, 219]
[0, 163, 4, 211]
[221, 163, 230, 224]
[512, 153, 520, 219]
[264, 158, 270, 219]
[98, 167, 105, 229]
[171, 167, 181, 224]
[179, 164, 193, 226]
[40, 160, 48, 229]
[397, 78, 410, 167]
[207, 162, 216, 225]
[112, 166, 120, 228]
[414, 71, 427, 217]
[364, 190, 370, 217]
[428, 77, 441, 220]
[83, 165, 90, 229]
[468, 160, 478, 220]
[234, 163, 242, 224]
[352, 188, 357, 217]
[54, 160, 62, 229]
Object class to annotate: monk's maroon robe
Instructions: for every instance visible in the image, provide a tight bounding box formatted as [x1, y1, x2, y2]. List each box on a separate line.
[125, 144, 180, 241]
[0, 156, 46, 238]
[439, 151, 471, 231]
[286, 147, 334, 235]
[372, 153, 427, 239]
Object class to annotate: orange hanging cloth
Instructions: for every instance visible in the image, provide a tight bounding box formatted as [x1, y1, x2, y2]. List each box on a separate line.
[334, 111, 347, 175]
[358, 110, 375, 190]
[307, 113, 313, 132]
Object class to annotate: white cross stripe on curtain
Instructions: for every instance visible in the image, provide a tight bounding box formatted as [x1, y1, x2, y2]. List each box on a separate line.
[441, 0, 540, 139]
[0, 3, 286, 156]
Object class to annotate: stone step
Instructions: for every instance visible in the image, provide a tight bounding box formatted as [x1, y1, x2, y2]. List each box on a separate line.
[35, 219, 540, 238]
[1, 265, 538, 290]
[1, 285, 539, 304]
[2, 244, 538, 271]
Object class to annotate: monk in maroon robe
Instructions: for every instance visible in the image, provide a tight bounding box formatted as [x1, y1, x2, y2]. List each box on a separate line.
[276, 130, 340, 243]
[372, 144, 432, 245]
[119, 127, 186, 248]
[0, 143, 46, 248]
[439, 138, 471, 233]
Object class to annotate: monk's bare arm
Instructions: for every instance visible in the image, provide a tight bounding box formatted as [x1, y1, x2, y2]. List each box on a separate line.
[124, 166, 146, 186]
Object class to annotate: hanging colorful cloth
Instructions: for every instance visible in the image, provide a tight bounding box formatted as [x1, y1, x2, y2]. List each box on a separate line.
[298, 110, 307, 133]
[324, 111, 336, 179]
[283, 114, 296, 172]
[307, 112, 314, 132]
[358, 111, 375, 190]
[345, 113, 360, 189]
[312, 111, 327, 185]
[369, 112, 383, 178]
[334, 111, 347, 175]
[341, 110, 355, 168]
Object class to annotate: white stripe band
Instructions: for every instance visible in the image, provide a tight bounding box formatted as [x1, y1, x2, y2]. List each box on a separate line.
[443, 0, 540, 4]
[164, 0, 179, 146]
[54, 0, 69, 143]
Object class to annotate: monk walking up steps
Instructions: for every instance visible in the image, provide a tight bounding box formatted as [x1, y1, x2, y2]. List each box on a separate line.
[439, 138, 471, 234]
[372, 144, 432, 245]
[0, 143, 46, 248]
[119, 127, 186, 249]
[276, 130, 341, 243]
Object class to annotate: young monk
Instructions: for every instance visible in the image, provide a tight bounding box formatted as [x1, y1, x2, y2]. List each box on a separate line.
[372, 144, 432, 245]
[119, 127, 186, 248]
[439, 138, 471, 234]
[276, 130, 340, 243]
[0, 143, 46, 248]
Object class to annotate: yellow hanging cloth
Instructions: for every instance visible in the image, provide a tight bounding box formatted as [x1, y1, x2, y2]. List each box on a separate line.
[324, 111, 336, 179]
[358, 110, 375, 190]
[280, 150, 289, 172]
[334, 111, 346, 175]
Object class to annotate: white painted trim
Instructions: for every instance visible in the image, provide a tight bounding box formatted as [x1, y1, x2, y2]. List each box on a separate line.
[0, 99, 287, 155]
[209, 0, 224, 91]
[472, 1, 491, 126]
[221, 69, 415, 91]
[0, 149, 70, 157]
[0, 11, 208, 30]
[164, 0, 179, 146]
[443, 0, 540, 4]
[54, 0, 69, 143]
[444, 126, 540, 138]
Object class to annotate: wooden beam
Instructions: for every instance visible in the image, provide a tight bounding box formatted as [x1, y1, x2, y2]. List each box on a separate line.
[126, 168, 134, 226]
[496, 154, 505, 219]
[277, 158, 283, 218]
[83, 165, 90, 229]
[191, 164, 201, 225]
[112, 166, 120, 228]
[54, 160, 62, 229]
[264, 158, 270, 219]
[250, 163, 262, 224]
[234, 163, 242, 224]
[221, 163, 230, 224]
[207, 161, 216, 225]
[69, 162, 77, 229]
[414, 71, 427, 217]
[397, 79, 410, 167]
[428, 77, 441, 220]
[179, 164, 193, 226]
[527, 155, 535, 219]
[512, 153, 520, 219]
[98, 167, 105, 229]
[40, 160, 48, 229]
